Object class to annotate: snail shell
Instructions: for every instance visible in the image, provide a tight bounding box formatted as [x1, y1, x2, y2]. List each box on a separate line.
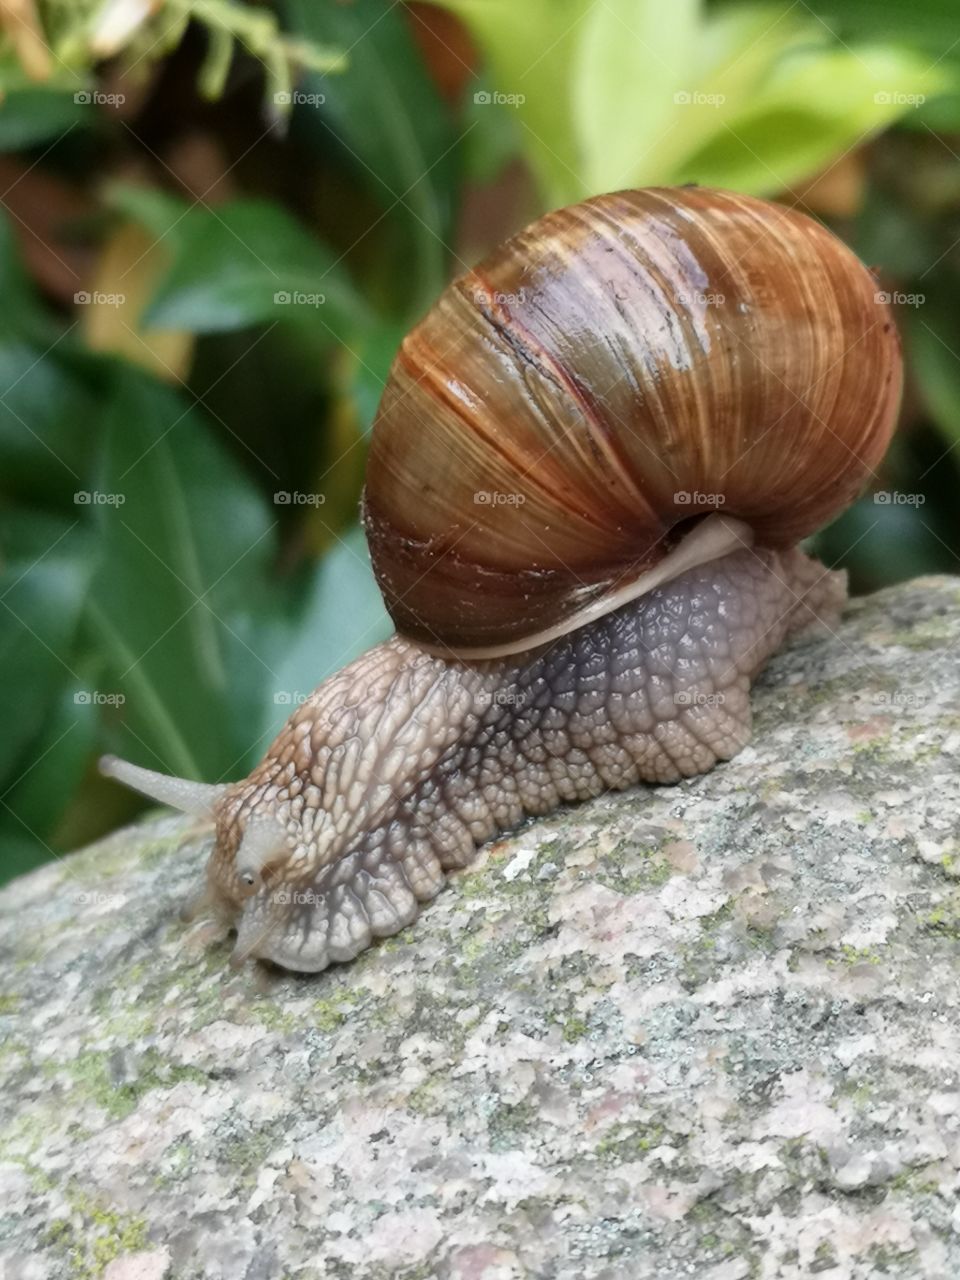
[363, 186, 902, 655]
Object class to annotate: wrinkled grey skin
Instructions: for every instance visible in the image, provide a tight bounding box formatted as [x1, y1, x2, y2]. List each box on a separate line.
[215, 546, 843, 971]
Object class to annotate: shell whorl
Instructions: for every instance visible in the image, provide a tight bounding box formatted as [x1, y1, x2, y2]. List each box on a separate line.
[363, 186, 902, 653]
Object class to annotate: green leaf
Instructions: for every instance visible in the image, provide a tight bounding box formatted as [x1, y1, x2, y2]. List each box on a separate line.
[428, 0, 957, 201]
[283, 0, 462, 310]
[0, 678, 98, 846]
[904, 92, 960, 131]
[0, 336, 112, 507]
[797, 0, 960, 54]
[105, 182, 195, 246]
[0, 207, 61, 334]
[263, 526, 391, 741]
[0, 209, 116, 507]
[0, 88, 86, 149]
[0, 826, 58, 885]
[630, 3, 813, 182]
[814, 497, 955, 593]
[906, 299, 960, 453]
[462, 78, 523, 185]
[854, 185, 937, 280]
[136, 198, 373, 336]
[341, 318, 406, 436]
[674, 44, 951, 193]
[85, 369, 280, 781]
[0, 510, 92, 785]
[423, 0, 589, 205]
[572, 0, 698, 195]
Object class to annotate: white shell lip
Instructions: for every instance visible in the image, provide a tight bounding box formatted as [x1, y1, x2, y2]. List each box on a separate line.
[430, 514, 755, 661]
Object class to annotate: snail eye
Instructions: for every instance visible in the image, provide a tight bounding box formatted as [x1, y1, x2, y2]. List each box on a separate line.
[238, 870, 262, 897]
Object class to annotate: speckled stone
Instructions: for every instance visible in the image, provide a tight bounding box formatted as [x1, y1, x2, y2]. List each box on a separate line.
[1, 577, 959, 1280]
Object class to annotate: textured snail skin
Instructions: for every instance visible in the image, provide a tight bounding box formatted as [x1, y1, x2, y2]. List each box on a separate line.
[206, 545, 842, 972]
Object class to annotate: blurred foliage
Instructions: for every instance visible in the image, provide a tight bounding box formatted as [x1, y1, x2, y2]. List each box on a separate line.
[423, 0, 948, 201]
[1, 0, 959, 883]
[2, 0, 342, 101]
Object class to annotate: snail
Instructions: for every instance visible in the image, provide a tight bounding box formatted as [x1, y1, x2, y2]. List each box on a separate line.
[100, 186, 902, 973]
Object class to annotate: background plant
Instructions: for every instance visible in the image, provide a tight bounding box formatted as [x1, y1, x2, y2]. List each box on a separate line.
[1, 0, 959, 883]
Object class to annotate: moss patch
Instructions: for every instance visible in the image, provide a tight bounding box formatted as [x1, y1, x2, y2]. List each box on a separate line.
[67, 1048, 206, 1119]
[45, 1186, 149, 1280]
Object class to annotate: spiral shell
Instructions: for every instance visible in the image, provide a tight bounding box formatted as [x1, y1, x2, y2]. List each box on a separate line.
[363, 186, 902, 654]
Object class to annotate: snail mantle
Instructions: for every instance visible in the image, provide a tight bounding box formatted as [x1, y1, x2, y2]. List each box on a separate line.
[2, 575, 960, 1280]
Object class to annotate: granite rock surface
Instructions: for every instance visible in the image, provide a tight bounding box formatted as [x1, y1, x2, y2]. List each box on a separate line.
[1, 577, 959, 1280]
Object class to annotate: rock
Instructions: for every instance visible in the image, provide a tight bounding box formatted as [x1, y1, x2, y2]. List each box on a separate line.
[1, 576, 960, 1280]
[103, 1252, 171, 1280]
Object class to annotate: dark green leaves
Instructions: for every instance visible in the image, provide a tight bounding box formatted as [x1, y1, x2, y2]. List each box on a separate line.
[282, 0, 463, 311]
[110, 189, 374, 337]
[906, 295, 960, 452]
[0, 511, 91, 783]
[0, 89, 86, 150]
[86, 369, 278, 780]
[0, 510, 93, 875]
[266, 526, 391, 742]
[0, 339, 391, 865]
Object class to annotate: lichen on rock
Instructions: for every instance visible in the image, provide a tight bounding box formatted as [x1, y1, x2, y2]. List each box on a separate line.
[1, 577, 959, 1279]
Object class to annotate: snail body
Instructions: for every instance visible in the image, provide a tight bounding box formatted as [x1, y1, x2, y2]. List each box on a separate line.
[101, 187, 902, 973]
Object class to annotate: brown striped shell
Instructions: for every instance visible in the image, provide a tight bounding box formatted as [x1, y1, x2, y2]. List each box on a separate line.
[362, 186, 902, 654]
